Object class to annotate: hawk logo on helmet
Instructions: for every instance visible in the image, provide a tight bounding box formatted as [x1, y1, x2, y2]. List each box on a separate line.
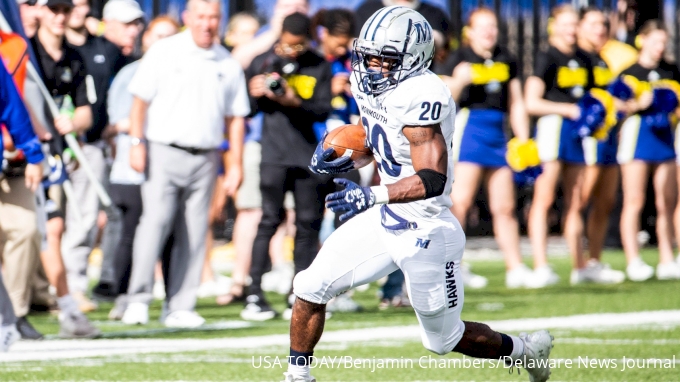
[413, 22, 432, 45]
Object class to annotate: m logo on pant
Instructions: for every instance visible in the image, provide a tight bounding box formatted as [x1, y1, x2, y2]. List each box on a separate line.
[415, 238, 431, 249]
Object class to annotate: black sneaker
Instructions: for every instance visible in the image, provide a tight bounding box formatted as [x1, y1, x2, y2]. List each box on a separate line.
[91, 282, 118, 302]
[240, 295, 277, 321]
[16, 316, 44, 340]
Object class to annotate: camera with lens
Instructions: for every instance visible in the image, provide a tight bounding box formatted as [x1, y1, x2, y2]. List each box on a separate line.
[264, 55, 299, 96]
[264, 73, 285, 96]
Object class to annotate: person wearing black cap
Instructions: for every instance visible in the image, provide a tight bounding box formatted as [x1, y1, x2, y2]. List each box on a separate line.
[31, 0, 92, 136]
[241, 12, 333, 321]
[30, 0, 101, 336]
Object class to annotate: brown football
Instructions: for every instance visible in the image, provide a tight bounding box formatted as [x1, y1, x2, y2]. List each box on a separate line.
[323, 124, 373, 169]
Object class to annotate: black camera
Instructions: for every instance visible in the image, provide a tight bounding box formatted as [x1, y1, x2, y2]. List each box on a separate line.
[264, 56, 299, 96]
[264, 73, 285, 96]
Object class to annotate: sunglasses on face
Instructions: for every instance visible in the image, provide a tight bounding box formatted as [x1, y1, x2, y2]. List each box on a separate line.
[279, 42, 308, 55]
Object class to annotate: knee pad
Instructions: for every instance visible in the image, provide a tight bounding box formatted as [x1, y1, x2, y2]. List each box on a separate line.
[293, 269, 331, 305]
[404, 272, 448, 317]
[413, 303, 446, 318]
[422, 339, 449, 356]
[421, 319, 465, 356]
[293, 268, 354, 305]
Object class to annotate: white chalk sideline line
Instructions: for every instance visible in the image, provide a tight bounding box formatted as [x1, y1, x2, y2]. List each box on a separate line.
[3, 310, 679, 363]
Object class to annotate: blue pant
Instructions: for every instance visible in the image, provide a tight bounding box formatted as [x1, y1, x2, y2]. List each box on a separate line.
[381, 270, 405, 300]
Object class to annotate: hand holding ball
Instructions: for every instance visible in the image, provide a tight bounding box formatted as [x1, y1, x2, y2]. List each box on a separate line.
[322, 124, 373, 169]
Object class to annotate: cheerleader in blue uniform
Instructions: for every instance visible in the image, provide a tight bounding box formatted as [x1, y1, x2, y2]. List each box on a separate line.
[575, 7, 626, 284]
[447, 8, 533, 288]
[524, 5, 594, 288]
[614, 21, 680, 281]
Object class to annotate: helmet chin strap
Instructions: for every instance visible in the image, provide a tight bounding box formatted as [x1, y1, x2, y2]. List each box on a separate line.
[366, 68, 384, 83]
[360, 67, 397, 95]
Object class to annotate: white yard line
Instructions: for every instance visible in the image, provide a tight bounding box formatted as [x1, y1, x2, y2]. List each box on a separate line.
[3, 310, 679, 363]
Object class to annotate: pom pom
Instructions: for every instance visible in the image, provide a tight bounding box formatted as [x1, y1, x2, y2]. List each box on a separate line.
[650, 88, 680, 114]
[506, 138, 540, 172]
[513, 166, 543, 188]
[608, 77, 634, 101]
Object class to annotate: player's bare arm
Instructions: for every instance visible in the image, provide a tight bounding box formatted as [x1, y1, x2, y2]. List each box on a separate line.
[385, 123, 447, 203]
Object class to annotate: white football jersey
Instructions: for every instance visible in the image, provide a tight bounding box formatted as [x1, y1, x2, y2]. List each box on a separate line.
[350, 70, 456, 219]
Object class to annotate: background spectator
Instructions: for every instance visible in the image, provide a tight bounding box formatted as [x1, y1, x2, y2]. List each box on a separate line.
[198, 14, 263, 302]
[447, 8, 530, 288]
[105, 15, 180, 320]
[241, 12, 333, 321]
[0, 59, 43, 349]
[312, 8, 356, 129]
[63, 0, 130, 303]
[576, 7, 626, 285]
[11, 0, 56, 320]
[31, 0, 95, 314]
[1, 24, 100, 338]
[121, 0, 249, 328]
[611, 0, 638, 47]
[0, 55, 44, 341]
[31, 0, 92, 142]
[308, 7, 365, 313]
[29, 0, 94, 334]
[429, 28, 454, 75]
[524, 5, 592, 288]
[354, 0, 450, 41]
[217, 11, 299, 307]
[222, 12, 259, 52]
[102, 0, 144, 58]
[16, 0, 40, 38]
[231, 0, 308, 69]
[617, 21, 680, 281]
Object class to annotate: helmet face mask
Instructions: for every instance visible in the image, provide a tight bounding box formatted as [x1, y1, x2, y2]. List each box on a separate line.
[351, 6, 435, 96]
[352, 41, 411, 95]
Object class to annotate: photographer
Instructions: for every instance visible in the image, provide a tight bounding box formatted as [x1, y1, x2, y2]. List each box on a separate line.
[241, 12, 333, 321]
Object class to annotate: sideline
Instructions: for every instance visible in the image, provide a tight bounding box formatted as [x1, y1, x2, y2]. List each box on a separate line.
[3, 310, 679, 362]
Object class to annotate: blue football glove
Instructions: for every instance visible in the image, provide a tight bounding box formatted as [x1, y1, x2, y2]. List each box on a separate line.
[325, 178, 375, 221]
[309, 140, 355, 175]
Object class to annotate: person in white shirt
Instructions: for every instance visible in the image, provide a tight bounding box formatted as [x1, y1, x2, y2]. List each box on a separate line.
[120, 0, 250, 328]
[104, 15, 180, 321]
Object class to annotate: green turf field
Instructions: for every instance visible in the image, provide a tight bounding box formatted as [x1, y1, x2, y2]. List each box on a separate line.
[2, 249, 679, 381]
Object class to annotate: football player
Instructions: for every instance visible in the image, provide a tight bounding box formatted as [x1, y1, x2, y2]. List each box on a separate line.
[288, 6, 554, 382]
